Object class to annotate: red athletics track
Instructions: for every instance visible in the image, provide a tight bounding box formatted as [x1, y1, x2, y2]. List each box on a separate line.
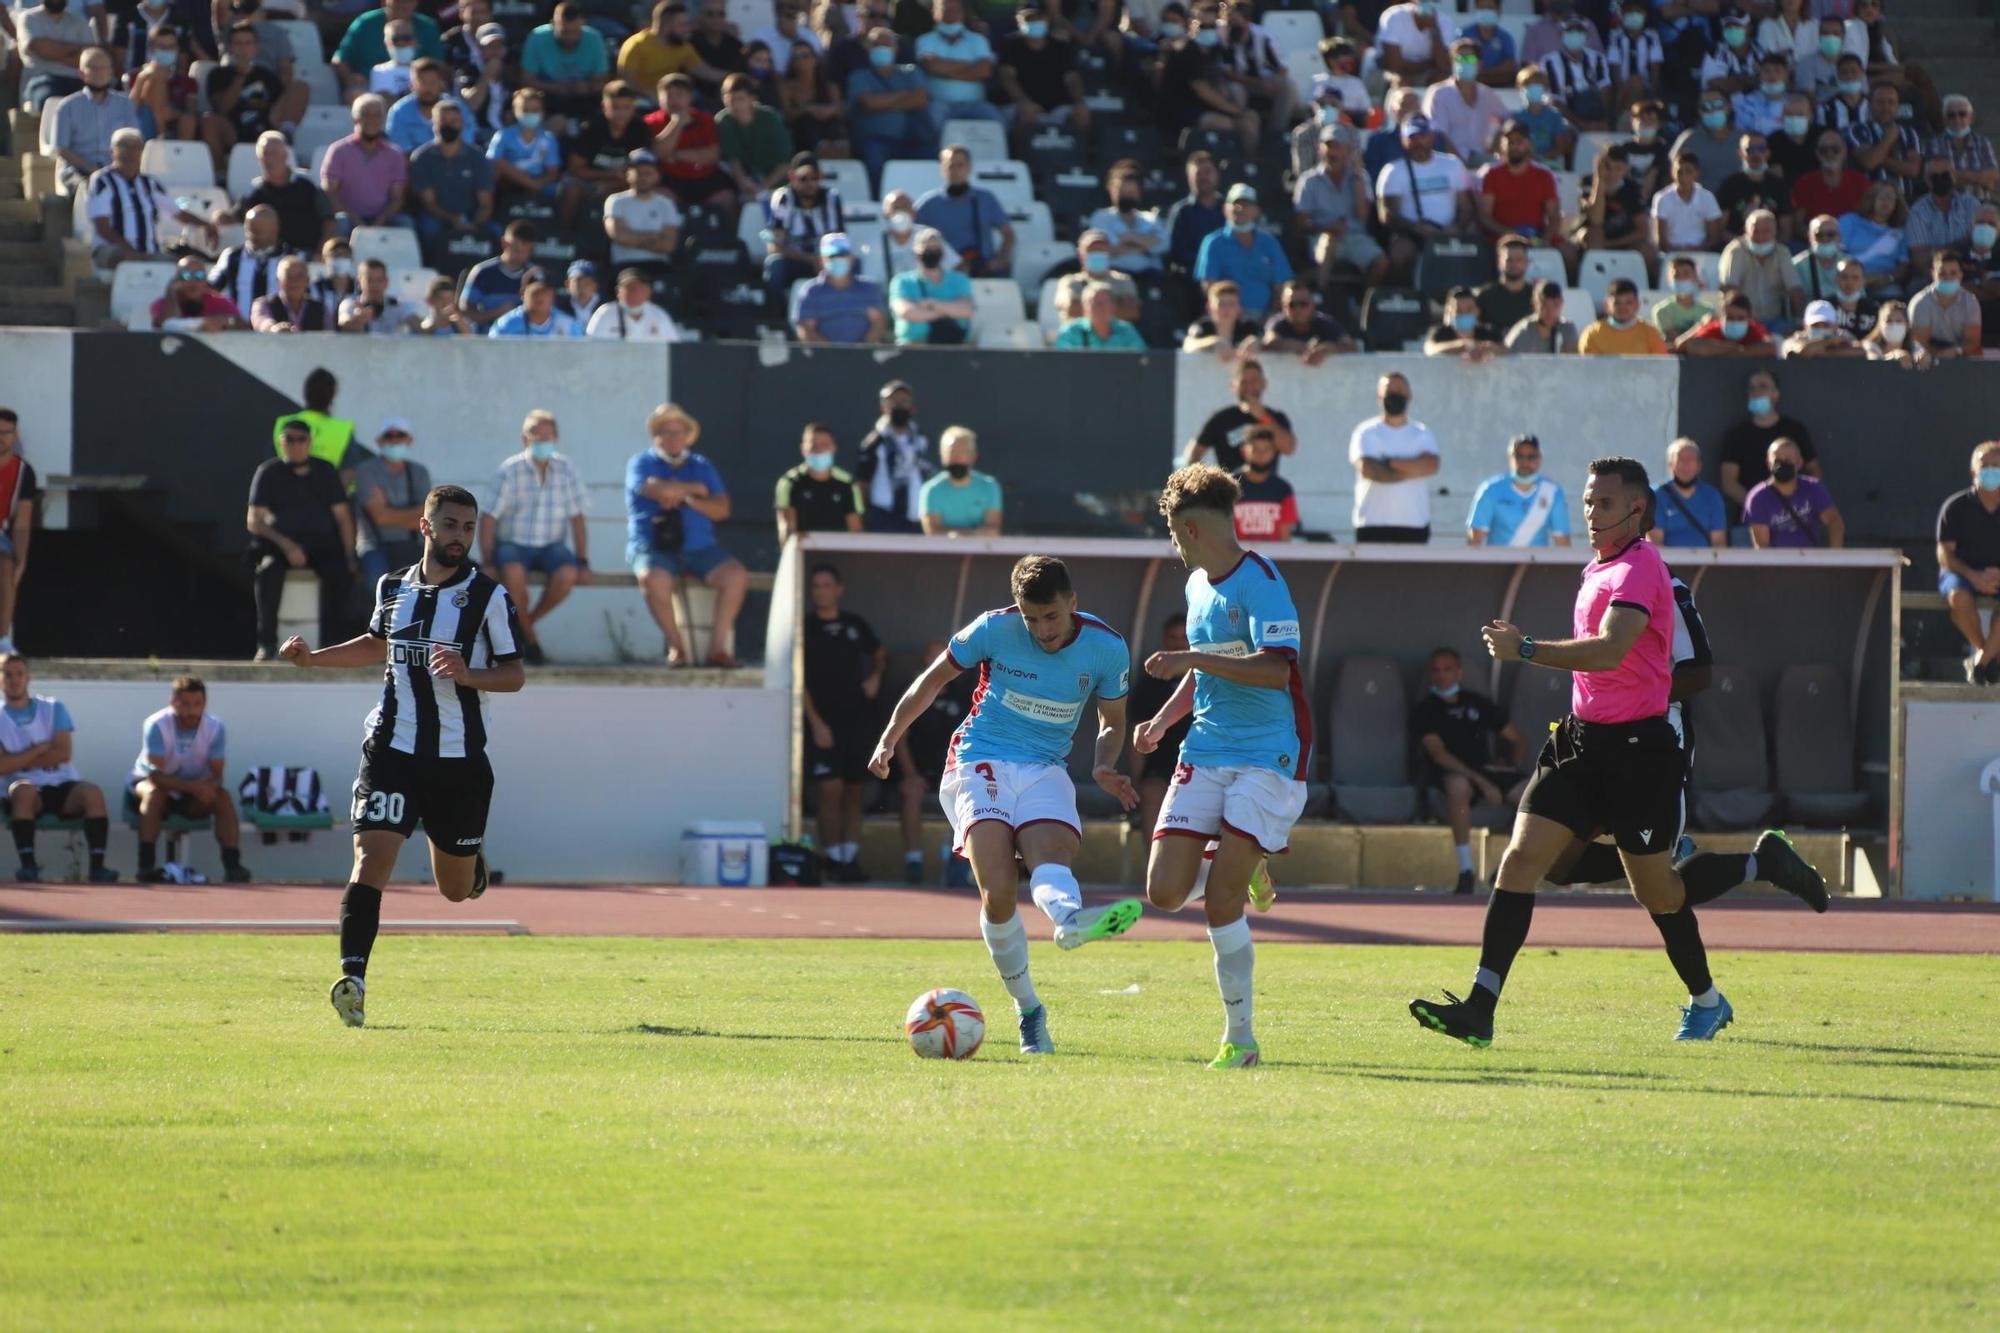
[0, 883, 1996, 952]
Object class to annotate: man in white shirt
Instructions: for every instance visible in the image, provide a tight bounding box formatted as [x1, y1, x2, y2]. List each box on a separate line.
[1376, 114, 1475, 237]
[1376, 0, 1456, 88]
[587, 267, 685, 340]
[1650, 149, 1724, 252]
[1347, 371, 1440, 542]
[338, 258, 421, 334]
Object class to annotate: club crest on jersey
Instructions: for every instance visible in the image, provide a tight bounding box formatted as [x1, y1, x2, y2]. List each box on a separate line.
[1077, 672, 1091, 693]
[1278, 754, 1291, 769]
[452, 591, 470, 608]
[1227, 606, 1241, 626]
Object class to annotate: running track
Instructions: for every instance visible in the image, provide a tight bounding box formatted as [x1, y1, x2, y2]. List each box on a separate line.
[1, 883, 1996, 953]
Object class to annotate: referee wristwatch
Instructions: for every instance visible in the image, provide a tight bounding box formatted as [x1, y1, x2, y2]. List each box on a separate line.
[1519, 635, 1536, 661]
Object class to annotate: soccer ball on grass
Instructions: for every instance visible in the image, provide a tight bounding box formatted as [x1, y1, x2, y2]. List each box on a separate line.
[905, 988, 984, 1059]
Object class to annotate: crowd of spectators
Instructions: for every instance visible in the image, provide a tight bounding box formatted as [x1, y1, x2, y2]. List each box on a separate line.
[17, 0, 1989, 352]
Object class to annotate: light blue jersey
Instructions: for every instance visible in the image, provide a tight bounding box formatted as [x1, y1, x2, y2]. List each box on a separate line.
[1180, 552, 1311, 777]
[947, 608, 1130, 768]
[1466, 474, 1569, 547]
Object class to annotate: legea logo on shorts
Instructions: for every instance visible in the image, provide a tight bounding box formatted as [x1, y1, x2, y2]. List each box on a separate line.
[456, 836, 483, 846]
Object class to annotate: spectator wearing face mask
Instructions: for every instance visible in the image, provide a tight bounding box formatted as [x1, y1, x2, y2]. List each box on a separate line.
[1537, 17, 1613, 131]
[371, 17, 421, 95]
[881, 190, 949, 276]
[1649, 438, 1728, 549]
[588, 268, 684, 341]
[1457, 8, 1517, 87]
[1085, 160, 1168, 276]
[846, 26, 933, 195]
[915, 144, 1015, 278]
[1720, 368, 1819, 507]
[1412, 645, 1529, 895]
[1720, 208, 1806, 331]
[1930, 95, 1997, 203]
[1909, 249, 1985, 361]
[1291, 75, 1351, 182]
[888, 226, 974, 344]
[1054, 230, 1139, 323]
[1466, 434, 1569, 548]
[1675, 287, 1775, 358]
[1862, 298, 1927, 365]
[1745, 438, 1844, 549]
[1423, 287, 1504, 361]
[1937, 441, 2000, 684]
[1578, 278, 1669, 355]
[856, 380, 932, 532]
[1053, 282, 1146, 349]
[1730, 51, 1792, 138]
[1780, 298, 1865, 357]
[1906, 157, 1980, 273]
[1822, 258, 1881, 338]
[1195, 183, 1293, 320]
[1652, 255, 1712, 344]
[1793, 213, 1845, 302]
[775, 422, 865, 542]
[483, 410, 590, 667]
[1230, 427, 1297, 543]
[1605, 4, 1663, 112]
[919, 427, 1002, 537]
[795, 232, 889, 344]
[1959, 205, 2000, 343]
[1512, 67, 1574, 170]
[1424, 39, 1508, 165]
[1347, 372, 1439, 543]
[351, 418, 432, 592]
[1670, 92, 1741, 193]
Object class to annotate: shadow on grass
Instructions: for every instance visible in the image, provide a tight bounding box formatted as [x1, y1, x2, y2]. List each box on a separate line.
[1735, 1037, 2000, 1064]
[628, 1023, 897, 1046]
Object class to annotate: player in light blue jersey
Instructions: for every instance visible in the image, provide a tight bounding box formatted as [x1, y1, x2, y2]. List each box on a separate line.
[870, 555, 1145, 1055]
[1133, 466, 1312, 1069]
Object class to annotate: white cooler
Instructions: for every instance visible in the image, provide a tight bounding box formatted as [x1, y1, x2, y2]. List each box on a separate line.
[680, 821, 769, 887]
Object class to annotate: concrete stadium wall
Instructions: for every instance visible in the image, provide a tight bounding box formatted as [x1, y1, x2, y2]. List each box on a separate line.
[36, 672, 788, 885]
[1900, 693, 2000, 901]
[0, 331, 74, 522]
[1172, 352, 1682, 542]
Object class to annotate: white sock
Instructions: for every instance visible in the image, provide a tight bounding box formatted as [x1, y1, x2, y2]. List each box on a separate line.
[979, 912, 1040, 1013]
[1456, 843, 1474, 873]
[1742, 852, 1758, 883]
[1208, 915, 1255, 1046]
[1185, 843, 1216, 905]
[1028, 862, 1082, 927]
[1691, 985, 1721, 1008]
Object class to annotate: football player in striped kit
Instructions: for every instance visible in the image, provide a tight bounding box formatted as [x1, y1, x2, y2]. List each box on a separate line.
[281, 485, 526, 1028]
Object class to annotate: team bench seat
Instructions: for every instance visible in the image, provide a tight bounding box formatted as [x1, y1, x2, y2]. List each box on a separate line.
[857, 817, 1857, 894]
[119, 805, 213, 864]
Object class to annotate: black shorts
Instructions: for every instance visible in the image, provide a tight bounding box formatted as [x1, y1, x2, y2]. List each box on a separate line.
[807, 723, 872, 783]
[30, 781, 80, 812]
[351, 740, 494, 857]
[124, 786, 199, 817]
[1520, 714, 1685, 856]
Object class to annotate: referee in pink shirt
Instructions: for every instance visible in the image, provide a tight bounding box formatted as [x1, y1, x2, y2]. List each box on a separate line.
[1409, 457, 1783, 1047]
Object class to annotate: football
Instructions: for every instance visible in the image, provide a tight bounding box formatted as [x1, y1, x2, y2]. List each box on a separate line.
[904, 988, 985, 1059]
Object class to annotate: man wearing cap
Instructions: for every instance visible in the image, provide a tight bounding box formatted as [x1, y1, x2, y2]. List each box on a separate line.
[794, 233, 888, 344]
[604, 148, 684, 270]
[1377, 113, 1476, 278]
[1290, 75, 1349, 182]
[588, 267, 684, 341]
[1293, 127, 1389, 290]
[1424, 38, 1508, 166]
[556, 260, 603, 325]
[489, 277, 583, 337]
[352, 419, 433, 593]
[1779, 299, 1865, 358]
[1193, 184, 1292, 320]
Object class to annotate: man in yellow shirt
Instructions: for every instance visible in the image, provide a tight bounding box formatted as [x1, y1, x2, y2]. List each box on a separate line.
[1578, 278, 1670, 355]
[619, 2, 703, 91]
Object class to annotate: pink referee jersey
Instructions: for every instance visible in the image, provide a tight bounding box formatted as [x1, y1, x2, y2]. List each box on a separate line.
[1571, 538, 1675, 723]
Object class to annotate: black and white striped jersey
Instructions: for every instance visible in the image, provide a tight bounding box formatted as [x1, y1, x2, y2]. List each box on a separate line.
[365, 564, 522, 759]
[85, 168, 172, 254]
[1667, 573, 1712, 744]
[209, 244, 294, 315]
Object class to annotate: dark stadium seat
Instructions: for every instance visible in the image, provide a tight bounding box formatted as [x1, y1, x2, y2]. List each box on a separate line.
[1178, 126, 1236, 167]
[680, 203, 734, 246]
[1096, 122, 1164, 171]
[1043, 169, 1106, 234]
[1689, 664, 1776, 830]
[1414, 235, 1490, 299]
[1021, 126, 1084, 182]
[1328, 657, 1418, 824]
[705, 277, 783, 339]
[1134, 274, 1193, 348]
[1359, 287, 1432, 351]
[1773, 664, 1869, 826]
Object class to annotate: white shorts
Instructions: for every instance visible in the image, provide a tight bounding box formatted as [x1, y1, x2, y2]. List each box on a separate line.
[938, 758, 1081, 857]
[1153, 762, 1308, 855]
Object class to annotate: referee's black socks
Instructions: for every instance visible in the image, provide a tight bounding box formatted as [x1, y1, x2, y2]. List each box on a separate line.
[1678, 852, 1753, 906]
[1471, 888, 1536, 1014]
[340, 882, 383, 980]
[1649, 907, 1713, 999]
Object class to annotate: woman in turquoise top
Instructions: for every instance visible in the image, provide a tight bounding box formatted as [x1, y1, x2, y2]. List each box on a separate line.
[1837, 181, 1912, 293]
[1052, 282, 1147, 349]
[887, 227, 975, 344]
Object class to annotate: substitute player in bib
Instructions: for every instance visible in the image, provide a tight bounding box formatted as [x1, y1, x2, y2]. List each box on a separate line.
[1134, 466, 1311, 1070]
[868, 556, 1144, 1056]
[280, 485, 525, 1029]
[1413, 456, 1769, 1049]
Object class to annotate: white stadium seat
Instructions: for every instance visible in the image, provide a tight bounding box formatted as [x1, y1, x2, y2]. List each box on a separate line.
[272, 18, 323, 68]
[1579, 248, 1654, 309]
[1555, 169, 1582, 223]
[350, 226, 423, 272]
[820, 157, 872, 203]
[1572, 130, 1621, 174]
[938, 118, 1006, 165]
[1670, 249, 1722, 291]
[157, 187, 229, 249]
[1010, 237, 1072, 303]
[300, 61, 340, 106]
[394, 266, 440, 306]
[970, 278, 1025, 340]
[141, 139, 213, 190]
[110, 260, 177, 329]
[1260, 11, 1322, 61]
[969, 160, 1033, 211]
[846, 220, 887, 284]
[878, 160, 937, 204]
[1562, 285, 1598, 322]
[1037, 276, 1064, 334]
[227, 142, 293, 200]
[976, 318, 1046, 349]
[1524, 246, 1567, 286]
[1008, 201, 1054, 249]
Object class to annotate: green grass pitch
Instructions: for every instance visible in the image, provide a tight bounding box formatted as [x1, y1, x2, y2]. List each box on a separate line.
[2, 936, 1996, 1329]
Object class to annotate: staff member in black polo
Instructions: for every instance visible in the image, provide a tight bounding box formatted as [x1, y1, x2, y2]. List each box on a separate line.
[774, 421, 865, 543]
[1938, 440, 2000, 684]
[1411, 647, 1528, 895]
[802, 562, 886, 884]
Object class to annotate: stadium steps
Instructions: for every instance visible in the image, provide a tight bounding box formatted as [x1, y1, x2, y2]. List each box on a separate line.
[1897, 0, 2000, 121]
[0, 160, 83, 327]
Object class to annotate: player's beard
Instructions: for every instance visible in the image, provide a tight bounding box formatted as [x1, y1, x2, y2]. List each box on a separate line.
[429, 540, 467, 568]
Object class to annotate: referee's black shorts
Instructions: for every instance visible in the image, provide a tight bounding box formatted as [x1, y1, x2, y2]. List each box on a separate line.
[1520, 714, 1686, 856]
[351, 739, 494, 857]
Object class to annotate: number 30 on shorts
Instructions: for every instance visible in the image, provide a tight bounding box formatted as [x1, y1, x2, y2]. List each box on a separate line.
[356, 788, 405, 824]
